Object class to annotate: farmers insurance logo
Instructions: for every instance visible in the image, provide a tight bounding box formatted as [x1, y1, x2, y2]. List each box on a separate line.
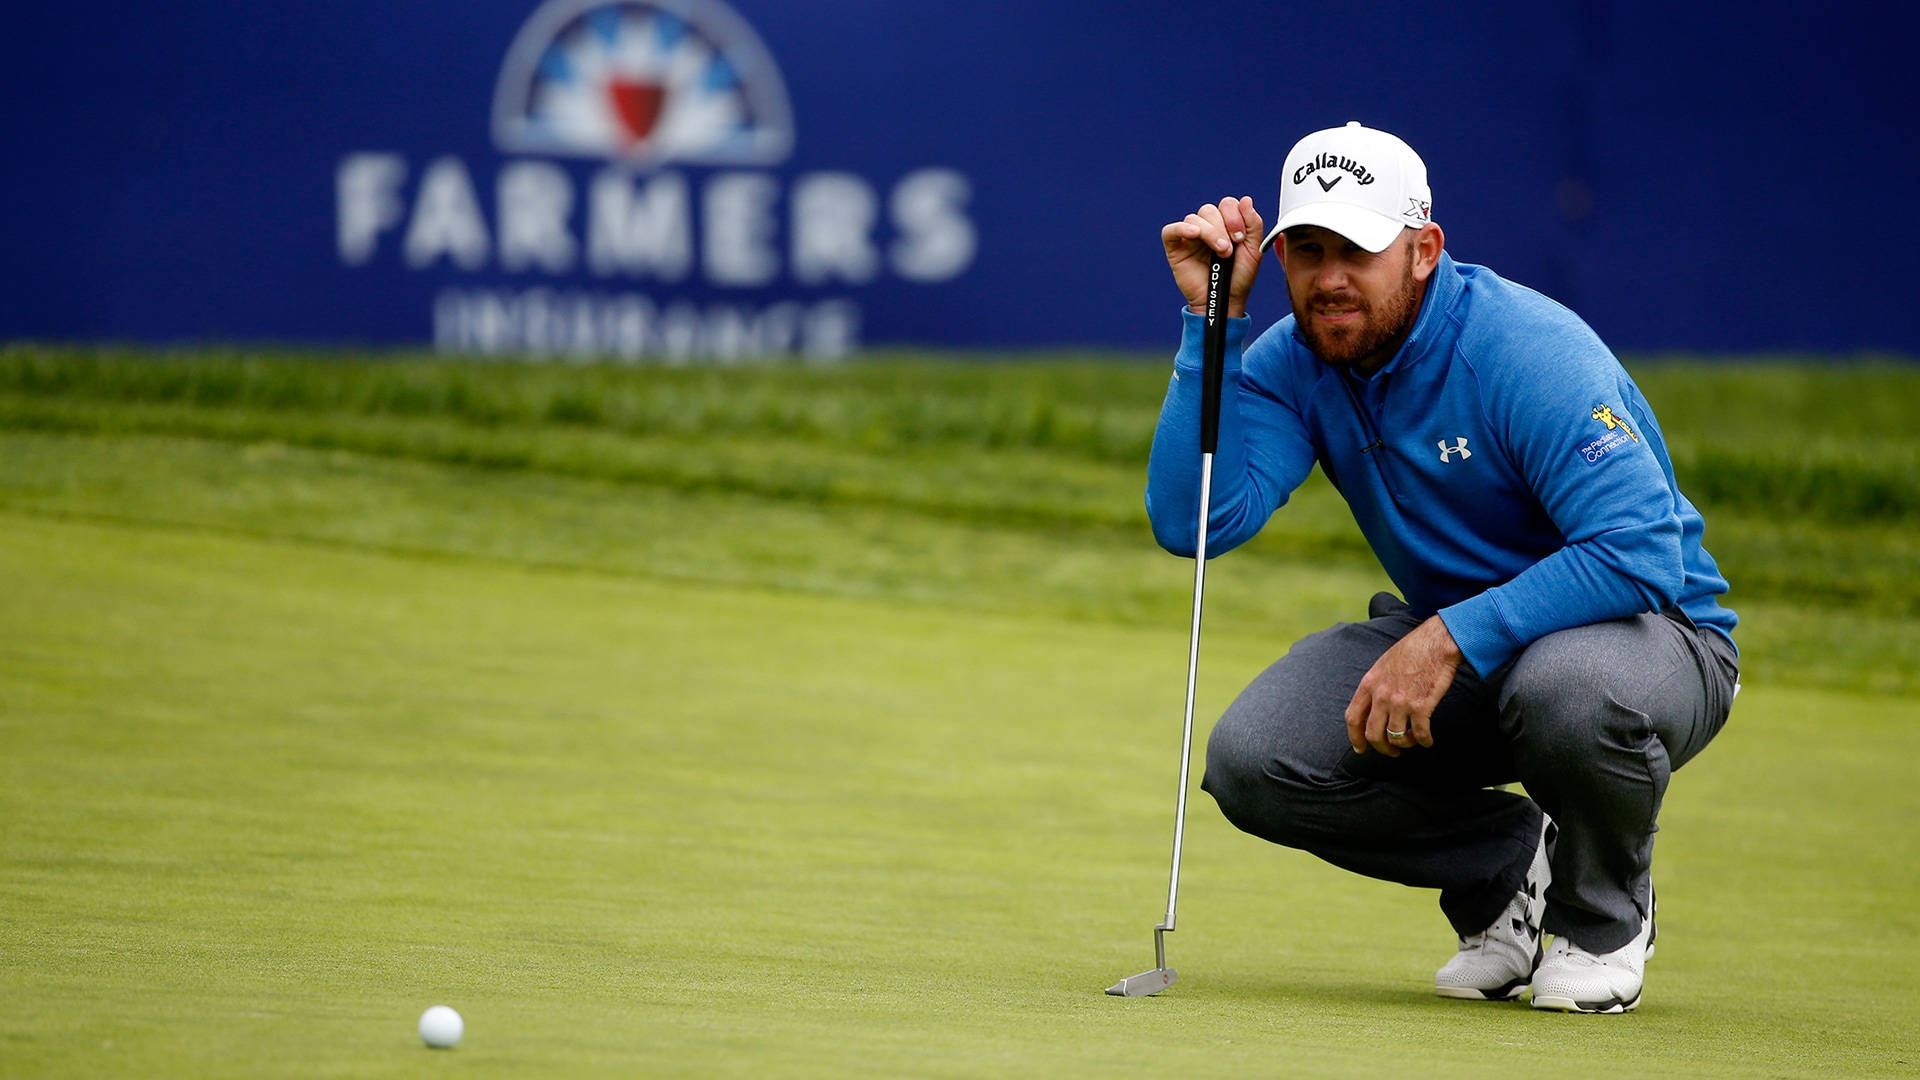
[336, 0, 977, 362]
[491, 0, 793, 165]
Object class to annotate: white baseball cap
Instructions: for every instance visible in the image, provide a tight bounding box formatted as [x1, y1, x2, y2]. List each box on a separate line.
[1259, 121, 1433, 254]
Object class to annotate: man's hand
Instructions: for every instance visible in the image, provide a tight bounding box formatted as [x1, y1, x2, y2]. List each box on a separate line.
[1345, 616, 1464, 757]
[1162, 196, 1266, 318]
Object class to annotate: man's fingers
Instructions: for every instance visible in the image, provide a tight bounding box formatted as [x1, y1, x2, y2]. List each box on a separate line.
[1218, 195, 1249, 247]
[1194, 204, 1232, 255]
[1161, 219, 1204, 258]
[1172, 213, 1220, 258]
[1219, 196, 1269, 260]
[1411, 708, 1436, 748]
[1366, 700, 1403, 758]
[1238, 197, 1266, 254]
[1168, 199, 1261, 261]
[1162, 216, 1218, 269]
[1167, 198, 1263, 313]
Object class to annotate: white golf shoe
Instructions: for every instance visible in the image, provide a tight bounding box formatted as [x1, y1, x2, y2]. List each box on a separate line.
[1434, 817, 1554, 1001]
[1530, 887, 1657, 1014]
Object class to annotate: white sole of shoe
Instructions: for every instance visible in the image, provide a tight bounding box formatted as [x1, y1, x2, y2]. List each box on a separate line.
[1530, 990, 1641, 1014]
[1437, 983, 1527, 1001]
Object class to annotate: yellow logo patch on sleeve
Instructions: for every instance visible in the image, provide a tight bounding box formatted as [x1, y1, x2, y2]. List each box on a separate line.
[1576, 403, 1641, 466]
[1590, 404, 1640, 443]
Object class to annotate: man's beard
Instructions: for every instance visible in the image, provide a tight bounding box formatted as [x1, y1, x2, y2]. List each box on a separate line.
[1294, 258, 1421, 371]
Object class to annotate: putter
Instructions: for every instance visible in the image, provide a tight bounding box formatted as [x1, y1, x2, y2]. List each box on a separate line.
[1108, 244, 1233, 997]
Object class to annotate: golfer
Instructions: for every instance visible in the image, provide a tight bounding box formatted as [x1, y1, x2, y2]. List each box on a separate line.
[1148, 122, 1739, 1013]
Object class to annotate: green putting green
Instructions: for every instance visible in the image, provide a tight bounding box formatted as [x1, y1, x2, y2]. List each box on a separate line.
[2, 352, 1916, 1076]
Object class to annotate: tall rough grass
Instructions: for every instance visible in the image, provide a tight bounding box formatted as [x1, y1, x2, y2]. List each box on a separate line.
[5, 345, 1914, 526]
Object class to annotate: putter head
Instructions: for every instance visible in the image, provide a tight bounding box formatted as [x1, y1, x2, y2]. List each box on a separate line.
[1105, 967, 1176, 996]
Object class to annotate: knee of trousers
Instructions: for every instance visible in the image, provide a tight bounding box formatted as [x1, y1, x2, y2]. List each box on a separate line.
[1498, 631, 1650, 770]
[1202, 710, 1343, 850]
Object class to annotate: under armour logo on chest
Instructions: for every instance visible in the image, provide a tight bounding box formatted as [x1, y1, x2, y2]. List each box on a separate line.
[1437, 437, 1472, 462]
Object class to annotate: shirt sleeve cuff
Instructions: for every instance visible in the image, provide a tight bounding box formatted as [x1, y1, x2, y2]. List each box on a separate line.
[1439, 592, 1523, 678]
[1175, 308, 1251, 372]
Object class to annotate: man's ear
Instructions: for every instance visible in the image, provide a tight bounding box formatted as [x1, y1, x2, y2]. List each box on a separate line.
[1411, 223, 1445, 282]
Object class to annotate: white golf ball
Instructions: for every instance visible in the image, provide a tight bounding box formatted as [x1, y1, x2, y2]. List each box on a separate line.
[418, 1005, 463, 1049]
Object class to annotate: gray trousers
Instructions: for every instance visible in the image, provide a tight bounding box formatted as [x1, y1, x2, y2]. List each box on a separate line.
[1202, 594, 1740, 953]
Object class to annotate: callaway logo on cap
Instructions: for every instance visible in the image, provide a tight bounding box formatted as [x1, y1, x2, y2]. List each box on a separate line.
[1260, 121, 1432, 254]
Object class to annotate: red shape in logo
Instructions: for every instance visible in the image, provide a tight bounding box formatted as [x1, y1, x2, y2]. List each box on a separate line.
[607, 79, 666, 143]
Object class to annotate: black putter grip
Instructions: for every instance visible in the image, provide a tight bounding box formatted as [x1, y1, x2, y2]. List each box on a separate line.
[1199, 250, 1233, 454]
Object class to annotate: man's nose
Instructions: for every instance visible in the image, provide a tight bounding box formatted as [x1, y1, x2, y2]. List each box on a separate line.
[1313, 258, 1351, 291]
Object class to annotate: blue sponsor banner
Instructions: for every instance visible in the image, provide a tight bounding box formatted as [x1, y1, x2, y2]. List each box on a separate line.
[2, 2, 1911, 359]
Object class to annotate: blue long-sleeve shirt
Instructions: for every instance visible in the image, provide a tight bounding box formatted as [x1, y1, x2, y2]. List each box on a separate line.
[1145, 251, 1736, 678]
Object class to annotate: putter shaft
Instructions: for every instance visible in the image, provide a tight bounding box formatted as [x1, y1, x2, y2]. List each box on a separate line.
[1110, 248, 1230, 998]
[1164, 451, 1211, 930]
